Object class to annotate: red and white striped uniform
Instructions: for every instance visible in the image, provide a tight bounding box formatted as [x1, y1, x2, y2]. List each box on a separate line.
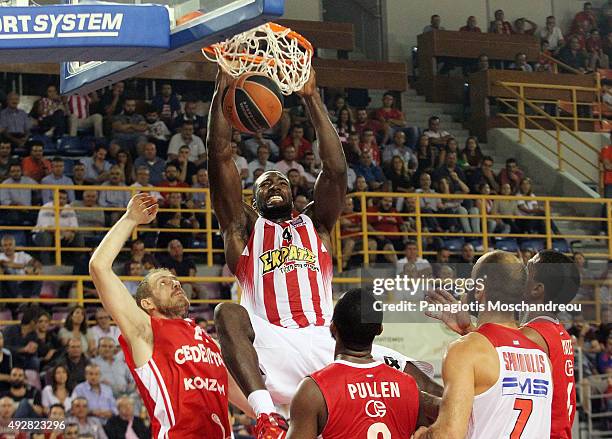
[119, 317, 230, 439]
[67, 95, 90, 119]
[236, 214, 333, 328]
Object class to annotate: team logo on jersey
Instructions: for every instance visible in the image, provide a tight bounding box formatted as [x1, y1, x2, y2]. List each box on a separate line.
[365, 400, 387, 418]
[565, 359, 574, 377]
[259, 245, 317, 274]
[501, 376, 550, 397]
[290, 217, 305, 228]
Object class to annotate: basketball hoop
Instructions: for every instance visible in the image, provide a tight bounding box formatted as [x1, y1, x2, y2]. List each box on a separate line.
[202, 22, 313, 95]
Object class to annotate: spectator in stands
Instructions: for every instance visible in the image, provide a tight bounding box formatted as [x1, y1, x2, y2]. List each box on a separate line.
[415, 134, 436, 176]
[489, 9, 512, 34]
[454, 243, 476, 278]
[514, 18, 537, 35]
[104, 396, 149, 439]
[128, 239, 157, 272]
[66, 397, 108, 439]
[510, 52, 534, 72]
[122, 260, 142, 296]
[540, 16, 565, 53]
[433, 151, 469, 195]
[167, 121, 206, 166]
[82, 145, 111, 185]
[114, 149, 134, 185]
[71, 162, 87, 200]
[33, 189, 83, 262]
[334, 107, 354, 144]
[2, 366, 43, 417]
[294, 195, 309, 214]
[396, 240, 432, 276]
[130, 166, 162, 201]
[360, 128, 382, 165]
[415, 172, 443, 232]
[144, 107, 171, 149]
[281, 125, 312, 160]
[460, 16, 481, 32]
[354, 149, 385, 191]
[302, 150, 321, 188]
[423, 116, 451, 149]
[133, 142, 165, 186]
[151, 83, 180, 127]
[22, 141, 51, 182]
[572, 2, 598, 33]
[435, 177, 463, 232]
[32, 311, 60, 370]
[497, 158, 524, 193]
[100, 82, 125, 118]
[535, 40, 555, 72]
[160, 239, 200, 297]
[462, 182, 496, 234]
[423, 14, 444, 33]
[460, 136, 483, 172]
[89, 309, 120, 348]
[0, 333, 12, 394]
[232, 142, 249, 187]
[191, 168, 209, 210]
[42, 365, 73, 414]
[72, 364, 117, 423]
[287, 169, 310, 200]
[173, 101, 205, 138]
[0, 162, 38, 225]
[0, 396, 16, 431]
[557, 36, 588, 73]
[58, 307, 94, 355]
[98, 166, 130, 223]
[92, 337, 133, 399]
[157, 193, 198, 249]
[516, 177, 548, 235]
[468, 155, 499, 193]
[41, 157, 74, 204]
[351, 175, 372, 212]
[491, 182, 520, 234]
[30, 85, 66, 140]
[72, 190, 105, 246]
[168, 144, 198, 185]
[437, 137, 459, 168]
[382, 131, 417, 170]
[0, 92, 31, 149]
[111, 99, 147, 155]
[275, 144, 305, 176]
[587, 29, 610, 70]
[247, 145, 275, 185]
[67, 93, 103, 138]
[368, 196, 409, 264]
[158, 163, 189, 202]
[354, 108, 385, 142]
[384, 155, 414, 205]
[375, 93, 408, 145]
[0, 234, 42, 298]
[339, 196, 376, 270]
[60, 338, 90, 390]
[243, 129, 279, 161]
[0, 142, 12, 181]
[475, 53, 490, 72]
[2, 307, 39, 370]
[342, 132, 362, 166]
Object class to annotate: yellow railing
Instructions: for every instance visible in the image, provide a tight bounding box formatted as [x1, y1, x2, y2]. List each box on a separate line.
[495, 79, 602, 187]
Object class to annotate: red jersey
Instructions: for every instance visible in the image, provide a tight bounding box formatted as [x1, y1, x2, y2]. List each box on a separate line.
[310, 360, 419, 438]
[236, 214, 333, 328]
[119, 317, 230, 439]
[524, 317, 576, 439]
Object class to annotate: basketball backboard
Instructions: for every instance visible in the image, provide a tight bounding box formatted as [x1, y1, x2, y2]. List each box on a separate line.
[0, 0, 266, 95]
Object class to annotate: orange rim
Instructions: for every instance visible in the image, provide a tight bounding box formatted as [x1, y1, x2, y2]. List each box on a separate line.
[202, 22, 313, 66]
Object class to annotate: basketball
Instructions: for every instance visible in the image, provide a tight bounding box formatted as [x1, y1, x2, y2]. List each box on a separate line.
[222, 73, 283, 134]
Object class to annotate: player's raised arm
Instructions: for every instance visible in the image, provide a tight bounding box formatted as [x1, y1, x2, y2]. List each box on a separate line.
[414, 338, 476, 439]
[286, 377, 326, 439]
[88, 193, 157, 361]
[299, 70, 347, 232]
[207, 69, 255, 271]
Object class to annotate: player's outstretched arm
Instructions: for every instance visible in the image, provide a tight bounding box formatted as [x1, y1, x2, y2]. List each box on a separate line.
[299, 70, 347, 232]
[286, 377, 326, 439]
[207, 68, 254, 271]
[414, 338, 476, 439]
[89, 193, 157, 363]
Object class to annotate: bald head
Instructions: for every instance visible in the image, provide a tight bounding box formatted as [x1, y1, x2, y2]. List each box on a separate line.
[472, 250, 526, 305]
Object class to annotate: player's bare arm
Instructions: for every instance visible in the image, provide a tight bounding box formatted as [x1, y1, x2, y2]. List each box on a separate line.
[207, 68, 258, 273]
[228, 373, 256, 418]
[89, 193, 158, 367]
[404, 361, 443, 397]
[299, 70, 347, 240]
[414, 336, 481, 439]
[286, 377, 326, 439]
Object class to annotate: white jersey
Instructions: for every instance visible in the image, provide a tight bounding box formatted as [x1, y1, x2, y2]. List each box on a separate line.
[235, 214, 334, 328]
[466, 323, 553, 439]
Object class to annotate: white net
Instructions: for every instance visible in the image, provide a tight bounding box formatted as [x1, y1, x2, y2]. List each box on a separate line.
[203, 22, 313, 95]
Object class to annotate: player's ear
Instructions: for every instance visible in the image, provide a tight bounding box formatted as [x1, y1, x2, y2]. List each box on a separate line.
[140, 297, 155, 312]
[528, 281, 545, 301]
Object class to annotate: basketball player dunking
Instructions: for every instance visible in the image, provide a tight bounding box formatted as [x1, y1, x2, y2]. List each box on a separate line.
[207, 68, 440, 437]
[415, 251, 553, 438]
[287, 288, 421, 438]
[89, 193, 253, 438]
[427, 249, 579, 438]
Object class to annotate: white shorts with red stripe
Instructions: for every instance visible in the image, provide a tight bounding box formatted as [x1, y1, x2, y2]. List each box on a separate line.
[250, 313, 434, 405]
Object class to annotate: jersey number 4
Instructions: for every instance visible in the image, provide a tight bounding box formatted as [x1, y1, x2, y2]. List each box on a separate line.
[511, 398, 533, 439]
[367, 422, 391, 438]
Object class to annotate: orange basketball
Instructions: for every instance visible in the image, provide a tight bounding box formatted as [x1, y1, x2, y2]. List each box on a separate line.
[222, 73, 283, 134]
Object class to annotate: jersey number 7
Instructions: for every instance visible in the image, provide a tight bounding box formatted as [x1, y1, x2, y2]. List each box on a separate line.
[511, 398, 533, 439]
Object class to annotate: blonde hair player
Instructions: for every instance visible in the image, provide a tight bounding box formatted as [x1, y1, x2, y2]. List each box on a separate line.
[89, 193, 253, 438]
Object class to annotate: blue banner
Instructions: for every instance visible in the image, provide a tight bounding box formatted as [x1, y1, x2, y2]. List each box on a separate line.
[0, 4, 169, 51]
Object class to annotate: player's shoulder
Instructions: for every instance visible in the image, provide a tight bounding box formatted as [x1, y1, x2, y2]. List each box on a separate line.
[445, 331, 493, 362]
